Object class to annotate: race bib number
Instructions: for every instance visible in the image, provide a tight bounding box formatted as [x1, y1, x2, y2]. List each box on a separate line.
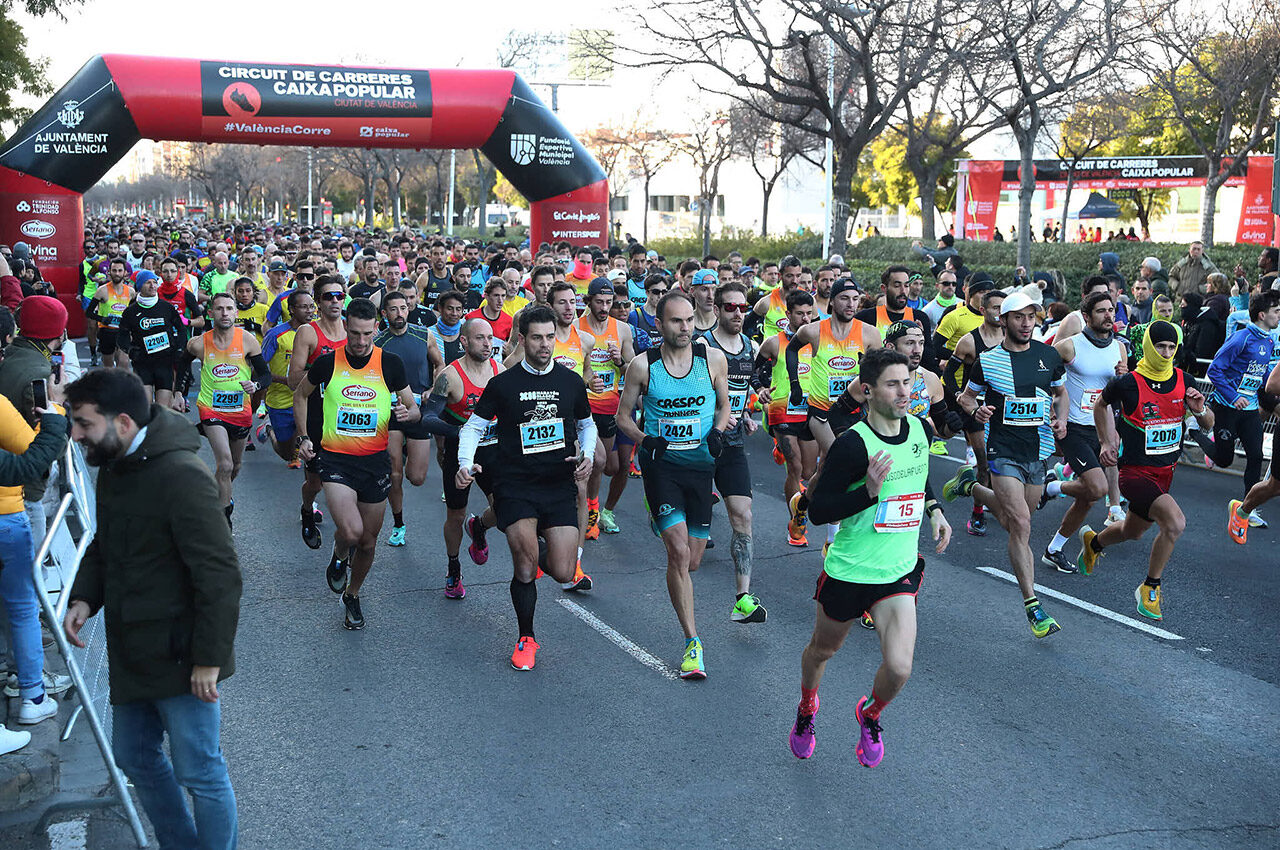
[491, 339, 505, 359]
[595, 370, 616, 391]
[104, 314, 121, 328]
[729, 389, 748, 414]
[787, 393, 809, 415]
[1144, 421, 1181, 455]
[1003, 396, 1046, 426]
[211, 390, 243, 411]
[1240, 372, 1263, 397]
[336, 407, 377, 437]
[658, 416, 700, 451]
[520, 419, 565, 454]
[142, 331, 170, 354]
[479, 421, 498, 447]
[829, 375, 853, 399]
[873, 492, 924, 533]
[1079, 389, 1102, 413]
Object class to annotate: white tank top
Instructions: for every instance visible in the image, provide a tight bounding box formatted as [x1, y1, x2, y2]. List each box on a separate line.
[1064, 332, 1122, 426]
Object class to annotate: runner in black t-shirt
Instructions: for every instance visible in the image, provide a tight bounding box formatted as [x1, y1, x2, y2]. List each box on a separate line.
[456, 305, 596, 671]
[942, 292, 1069, 640]
[118, 270, 185, 408]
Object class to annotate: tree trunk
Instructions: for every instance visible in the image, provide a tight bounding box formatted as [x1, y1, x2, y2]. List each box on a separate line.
[1135, 191, 1152, 238]
[830, 149, 857, 257]
[917, 168, 940, 243]
[1060, 169, 1077, 244]
[701, 194, 712, 257]
[1200, 173, 1223, 247]
[364, 178, 376, 227]
[1014, 128, 1036, 270]
[642, 174, 652, 243]
[760, 179, 775, 238]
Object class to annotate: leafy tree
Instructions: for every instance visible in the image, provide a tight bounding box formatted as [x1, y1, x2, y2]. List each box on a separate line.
[0, 1, 83, 136]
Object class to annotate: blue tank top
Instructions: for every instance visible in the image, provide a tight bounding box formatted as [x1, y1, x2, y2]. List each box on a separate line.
[642, 343, 716, 469]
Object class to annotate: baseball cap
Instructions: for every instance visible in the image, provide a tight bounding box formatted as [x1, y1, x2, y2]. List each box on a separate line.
[606, 268, 627, 283]
[1000, 291, 1036, 315]
[884, 320, 922, 344]
[268, 258, 288, 272]
[646, 250, 659, 260]
[691, 268, 718, 287]
[587, 278, 614, 299]
[830, 278, 861, 299]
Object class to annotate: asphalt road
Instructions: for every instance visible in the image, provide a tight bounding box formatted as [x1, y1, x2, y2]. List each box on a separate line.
[29, 422, 1280, 849]
[202, 428, 1279, 849]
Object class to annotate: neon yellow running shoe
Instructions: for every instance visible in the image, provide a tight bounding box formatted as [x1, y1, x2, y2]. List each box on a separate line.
[680, 638, 706, 679]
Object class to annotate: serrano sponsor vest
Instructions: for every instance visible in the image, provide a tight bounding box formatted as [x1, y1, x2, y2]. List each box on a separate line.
[321, 346, 393, 456]
[807, 319, 870, 411]
[196, 328, 251, 427]
[767, 330, 810, 425]
[579, 315, 624, 414]
[553, 325, 586, 377]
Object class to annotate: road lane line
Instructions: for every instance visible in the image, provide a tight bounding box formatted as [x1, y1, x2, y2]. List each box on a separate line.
[557, 598, 680, 680]
[975, 566, 1184, 640]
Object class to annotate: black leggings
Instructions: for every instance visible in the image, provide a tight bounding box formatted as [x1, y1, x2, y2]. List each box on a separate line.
[1209, 401, 1265, 490]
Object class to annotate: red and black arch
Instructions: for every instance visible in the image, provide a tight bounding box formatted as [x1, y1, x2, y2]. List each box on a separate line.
[0, 54, 608, 328]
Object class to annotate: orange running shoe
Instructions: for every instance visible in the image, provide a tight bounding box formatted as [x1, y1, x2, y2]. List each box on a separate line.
[787, 489, 809, 543]
[511, 636, 540, 670]
[287, 458, 302, 469]
[585, 509, 600, 540]
[1227, 499, 1248, 545]
[562, 562, 593, 592]
[773, 443, 785, 466]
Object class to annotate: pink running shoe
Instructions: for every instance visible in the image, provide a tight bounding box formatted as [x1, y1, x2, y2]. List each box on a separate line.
[854, 697, 884, 768]
[444, 575, 466, 599]
[789, 698, 818, 759]
[466, 514, 489, 565]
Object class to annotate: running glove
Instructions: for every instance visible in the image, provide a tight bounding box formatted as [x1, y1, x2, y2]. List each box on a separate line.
[707, 428, 724, 458]
[641, 435, 669, 461]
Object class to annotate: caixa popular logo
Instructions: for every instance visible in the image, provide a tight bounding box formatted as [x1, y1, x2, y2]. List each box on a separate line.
[510, 133, 537, 166]
[211, 363, 240, 380]
[20, 219, 56, 239]
[341, 385, 377, 401]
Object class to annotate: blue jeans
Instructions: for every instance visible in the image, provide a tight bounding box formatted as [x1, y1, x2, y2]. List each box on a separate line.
[0, 510, 44, 701]
[113, 694, 238, 850]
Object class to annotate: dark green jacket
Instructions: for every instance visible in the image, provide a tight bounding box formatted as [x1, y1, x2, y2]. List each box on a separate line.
[70, 406, 242, 704]
[0, 411, 67, 486]
[0, 338, 55, 500]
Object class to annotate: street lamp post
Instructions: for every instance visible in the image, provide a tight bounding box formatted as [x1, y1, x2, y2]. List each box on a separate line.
[447, 149, 456, 236]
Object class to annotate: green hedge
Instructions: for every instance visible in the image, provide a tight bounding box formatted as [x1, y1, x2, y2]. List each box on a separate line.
[645, 229, 823, 262]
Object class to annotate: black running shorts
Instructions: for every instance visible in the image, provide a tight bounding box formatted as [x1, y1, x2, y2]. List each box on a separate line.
[713, 444, 751, 499]
[813, 557, 924, 622]
[1057, 422, 1102, 474]
[493, 477, 578, 532]
[316, 451, 392, 504]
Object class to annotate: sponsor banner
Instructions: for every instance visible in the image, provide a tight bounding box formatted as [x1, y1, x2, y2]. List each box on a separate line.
[200, 61, 432, 118]
[0, 189, 82, 268]
[0, 56, 141, 193]
[480, 76, 605, 203]
[988, 156, 1250, 191]
[199, 61, 433, 145]
[960, 160, 1002, 241]
[531, 180, 610, 249]
[1235, 155, 1275, 245]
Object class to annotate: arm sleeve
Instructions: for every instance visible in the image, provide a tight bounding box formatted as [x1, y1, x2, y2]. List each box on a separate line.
[807, 431, 876, 525]
[248, 353, 271, 387]
[116, 308, 134, 352]
[381, 351, 408, 393]
[456, 413, 490, 470]
[418, 392, 461, 438]
[576, 416, 598, 457]
[965, 359, 987, 393]
[169, 458, 242, 669]
[306, 354, 335, 388]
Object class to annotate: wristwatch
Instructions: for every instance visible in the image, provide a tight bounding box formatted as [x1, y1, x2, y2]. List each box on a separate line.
[295, 434, 311, 447]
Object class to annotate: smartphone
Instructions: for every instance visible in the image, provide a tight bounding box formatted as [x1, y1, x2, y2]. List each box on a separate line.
[50, 352, 63, 382]
[30, 378, 48, 411]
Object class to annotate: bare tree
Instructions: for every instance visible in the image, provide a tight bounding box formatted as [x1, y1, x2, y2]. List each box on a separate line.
[1049, 87, 1137, 242]
[1135, 0, 1280, 245]
[621, 124, 676, 243]
[963, 0, 1166, 267]
[335, 148, 380, 226]
[673, 107, 737, 255]
[732, 101, 822, 237]
[612, 0, 955, 255]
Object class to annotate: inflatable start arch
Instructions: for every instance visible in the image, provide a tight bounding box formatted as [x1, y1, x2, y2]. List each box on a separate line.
[0, 54, 608, 311]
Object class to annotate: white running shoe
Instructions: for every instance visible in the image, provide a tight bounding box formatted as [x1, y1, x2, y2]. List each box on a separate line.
[17, 696, 58, 725]
[5, 671, 72, 698]
[0, 724, 31, 756]
[1248, 510, 1268, 529]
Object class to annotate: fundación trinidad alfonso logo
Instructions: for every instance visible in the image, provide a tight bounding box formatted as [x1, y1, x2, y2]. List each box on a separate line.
[57, 100, 84, 129]
[222, 83, 261, 117]
[15, 202, 30, 212]
[510, 133, 537, 166]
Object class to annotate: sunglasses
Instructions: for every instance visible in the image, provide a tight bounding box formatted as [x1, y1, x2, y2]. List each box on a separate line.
[320, 291, 344, 301]
[648, 288, 669, 295]
[719, 303, 750, 313]
[296, 273, 315, 280]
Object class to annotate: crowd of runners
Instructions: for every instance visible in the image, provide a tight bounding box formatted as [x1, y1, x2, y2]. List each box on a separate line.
[3, 220, 1276, 771]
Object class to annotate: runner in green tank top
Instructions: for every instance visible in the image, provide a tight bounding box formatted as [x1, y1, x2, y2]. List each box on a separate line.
[788, 348, 952, 767]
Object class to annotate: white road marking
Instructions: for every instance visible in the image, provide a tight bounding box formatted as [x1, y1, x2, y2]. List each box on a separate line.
[557, 598, 680, 680]
[48, 817, 87, 850]
[975, 566, 1185, 640]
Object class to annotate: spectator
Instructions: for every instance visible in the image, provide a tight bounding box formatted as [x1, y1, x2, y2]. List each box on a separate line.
[1258, 246, 1279, 291]
[1098, 251, 1126, 289]
[1137, 256, 1168, 297]
[0, 252, 23, 310]
[909, 234, 958, 277]
[63, 369, 242, 849]
[1130, 277, 1155, 324]
[1168, 240, 1218, 299]
[0, 391, 68, 755]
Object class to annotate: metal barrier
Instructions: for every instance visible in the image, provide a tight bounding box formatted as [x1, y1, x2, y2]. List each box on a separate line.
[30, 443, 147, 846]
[1183, 358, 1277, 473]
